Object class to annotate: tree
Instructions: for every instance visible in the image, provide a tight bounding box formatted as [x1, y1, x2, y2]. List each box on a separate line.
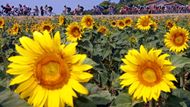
[119, 0, 148, 5]
[175, 0, 189, 4]
[99, 0, 111, 9]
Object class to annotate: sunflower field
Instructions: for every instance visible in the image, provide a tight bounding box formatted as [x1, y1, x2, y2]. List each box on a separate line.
[0, 14, 190, 107]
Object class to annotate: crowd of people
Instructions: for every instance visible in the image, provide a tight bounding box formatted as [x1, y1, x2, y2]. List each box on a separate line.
[1, 3, 190, 16]
[62, 5, 84, 15]
[0, 4, 54, 16]
[119, 5, 190, 14]
[61, 4, 190, 15]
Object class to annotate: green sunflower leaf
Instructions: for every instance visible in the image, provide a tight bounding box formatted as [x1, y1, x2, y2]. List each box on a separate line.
[111, 92, 133, 107]
[170, 55, 190, 68]
[0, 88, 31, 107]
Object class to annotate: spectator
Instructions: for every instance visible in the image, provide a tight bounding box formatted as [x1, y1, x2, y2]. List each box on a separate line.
[63, 5, 71, 15]
[76, 4, 84, 15]
[93, 5, 103, 15]
[3, 4, 12, 16]
[44, 5, 48, 15]
[120, 7, 126, 14]
[33, 6, 39, 16]
[48, 6, 53, 16]
[40, 6, 44, 16]
[18, 4, 23, 15]
[108, 5, 115, 15]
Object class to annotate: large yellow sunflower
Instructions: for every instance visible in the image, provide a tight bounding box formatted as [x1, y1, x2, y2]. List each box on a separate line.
[164, 26, 189, 53]
[58, 15, 65, 26]
[81, 15, 94, 29]
[120, 45, 176, 102]
[0, 17, 5, 29]
[136, 15, 153, 31]
[66, 22, 83, 42]
[124, 17, 133, 27]
[117, 20, 125, 30]
[7, 31, 93, 107]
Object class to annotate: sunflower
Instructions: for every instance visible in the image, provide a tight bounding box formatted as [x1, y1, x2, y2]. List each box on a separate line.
[66, 22, 83, 42]
[25, 27, 29, 33]
[164, 26, 189, 53]
[150, 22, 158, 31]
[0, 17, 5, 29]
[174, 17, 179, 22]
[40, 21, 54, 33]
[101, 19, 107, 23]
[7, 31, 93, 107]
[58, 15, 65, 26]
[136, 15, 153, 31]
[129, 36, 137, 43]
[81, 15, 94, 29]
[8, 23, 20, 35]
[31, 24, 39, 32]
[117, 20, 125, 30]
[97, 25, 109, 35]
[165, 20, 175, 29]
[120, 45, 177, 102]
[110, 20, 117, 27]
[124, 17, 133, 27]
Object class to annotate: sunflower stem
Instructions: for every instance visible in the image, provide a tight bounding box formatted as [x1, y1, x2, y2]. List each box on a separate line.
[149, 100, 153, 107]
[180, 72, 185, 89]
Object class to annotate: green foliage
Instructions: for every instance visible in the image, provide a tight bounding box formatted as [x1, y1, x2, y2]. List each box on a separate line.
[176, 0, 189, 5]
[119, 0, 148, 5]
[0, 88, 31, 107]
[171, 55, 190, 68]
[111, 92, 133, 107]
[99, 0, 111, 9]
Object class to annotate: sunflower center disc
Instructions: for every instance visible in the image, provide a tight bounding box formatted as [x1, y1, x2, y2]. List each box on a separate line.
[142, 19, 149, 26]
[72, 27, 80, 37]
[125, 20, 130, 24]
[87, 19, 92, 26]
[59, 18, 64, 23]
[13, 26, 18, 31]
[100, 28, 106, 33]
[138, 61, 163, 86]
[41, 62, 60, 81]
[142, 68, 157, 83]
[36, 54, 70, 89]
[119, 22, 124, 26]
[43, 26, 51, 31]
[168, 22, 173, 28]
[174, 35, 184, 46]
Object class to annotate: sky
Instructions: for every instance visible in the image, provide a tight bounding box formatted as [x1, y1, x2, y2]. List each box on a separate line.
[0, 0, 119, 14]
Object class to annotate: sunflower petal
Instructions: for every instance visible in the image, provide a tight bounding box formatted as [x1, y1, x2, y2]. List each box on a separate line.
[63, 43, 77, 56]
[10, 72, 33, 85]
[69, 79, 88, 95]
